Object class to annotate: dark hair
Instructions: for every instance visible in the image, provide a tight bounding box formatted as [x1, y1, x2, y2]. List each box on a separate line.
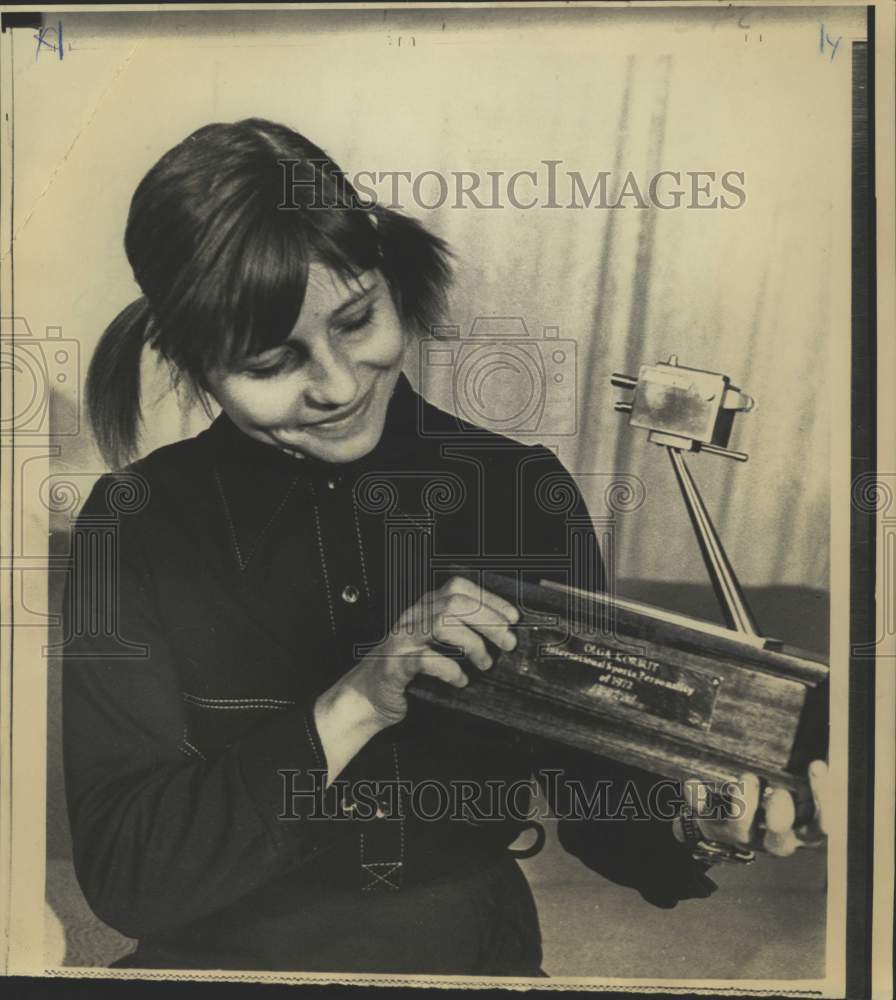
[86, 118, 453, 468]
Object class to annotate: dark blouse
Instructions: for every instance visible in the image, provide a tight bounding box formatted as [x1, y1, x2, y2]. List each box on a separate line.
[62, 373, 714, 974]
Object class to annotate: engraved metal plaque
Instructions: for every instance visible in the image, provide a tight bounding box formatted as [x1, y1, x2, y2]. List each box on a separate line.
[506, 622, 722, 731]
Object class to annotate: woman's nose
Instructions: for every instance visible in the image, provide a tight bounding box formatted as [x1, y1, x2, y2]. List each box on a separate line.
[305, 349, 358, 409]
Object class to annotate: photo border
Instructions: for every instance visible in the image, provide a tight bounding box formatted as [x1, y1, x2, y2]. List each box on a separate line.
[0, 2, 890, 996]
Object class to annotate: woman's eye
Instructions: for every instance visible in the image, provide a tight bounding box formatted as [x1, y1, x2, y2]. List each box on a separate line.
[239, 303, 376, 377]
[336, 303, 376, 335]
[244, 355, 295, 379]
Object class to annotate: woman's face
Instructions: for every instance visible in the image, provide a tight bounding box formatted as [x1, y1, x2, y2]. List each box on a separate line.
[205, 263, 407, 465]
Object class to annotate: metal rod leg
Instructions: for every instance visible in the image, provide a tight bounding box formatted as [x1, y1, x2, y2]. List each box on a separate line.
[667, 447, 761, 636]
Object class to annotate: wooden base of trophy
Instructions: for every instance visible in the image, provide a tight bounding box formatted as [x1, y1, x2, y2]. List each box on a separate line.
[409, 572, 828, 825]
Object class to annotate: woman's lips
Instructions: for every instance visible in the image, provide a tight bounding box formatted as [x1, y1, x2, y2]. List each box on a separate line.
[299, 389, 375, 437]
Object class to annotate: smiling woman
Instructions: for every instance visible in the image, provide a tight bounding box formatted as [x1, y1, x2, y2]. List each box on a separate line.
[85, 118, 451, 470]
[64, 117, 826, 977]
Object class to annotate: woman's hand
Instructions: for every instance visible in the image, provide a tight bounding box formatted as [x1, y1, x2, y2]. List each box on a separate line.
[314, 576, 519, 783]
[676, 761, 829, 858]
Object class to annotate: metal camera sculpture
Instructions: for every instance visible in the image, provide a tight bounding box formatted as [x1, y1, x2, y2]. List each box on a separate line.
[409, 358, 828, 825]
[610, 355, 759, 636]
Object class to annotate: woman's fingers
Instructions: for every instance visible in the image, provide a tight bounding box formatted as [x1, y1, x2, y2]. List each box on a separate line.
[784, 760, 828, 847]
[810, 761, 828, 835]
[434, 591, 518, 654]
[677, 766, 828, 859]
[401, 578, 520, 655]
[441, 577, 520, 626]
[414, 652, 470, 689]
[761, 762, 828, 854]
[762, 787, 799, 857]
[724, 772, 761, 846]
[432, 617, 493, 671]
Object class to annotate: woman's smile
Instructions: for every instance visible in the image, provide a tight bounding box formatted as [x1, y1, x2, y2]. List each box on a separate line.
[297, 385, 375, 436]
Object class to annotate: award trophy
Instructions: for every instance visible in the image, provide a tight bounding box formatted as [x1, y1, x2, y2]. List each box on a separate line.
[409, 357, 829, 824]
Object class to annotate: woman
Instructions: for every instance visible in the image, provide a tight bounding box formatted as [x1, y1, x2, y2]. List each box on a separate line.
[63, 118, 826, 976]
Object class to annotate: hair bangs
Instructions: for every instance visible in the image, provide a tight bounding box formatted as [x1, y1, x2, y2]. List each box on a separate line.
[218, 215, 310, 369]
[309, 199, 382, 282]
[199, 203, 382, 373]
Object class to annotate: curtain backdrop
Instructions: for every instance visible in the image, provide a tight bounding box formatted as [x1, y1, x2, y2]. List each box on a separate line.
[13, 7, 860, 598]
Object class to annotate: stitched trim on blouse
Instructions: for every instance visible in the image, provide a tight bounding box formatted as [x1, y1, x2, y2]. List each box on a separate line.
[356, 743, 406, 892]
[351, 492, 372, 601]
[312, 503, 337, 634]
[180, 738, 207, 761]
[360, 862, 403, 892]
[359, 833, 403, 891]
[178, 727, 208, 761]
[391, 742, 406, 869]
[182, 693, 295, 710]
[214, 468, 300, 573]
[302, 713, 325, 771]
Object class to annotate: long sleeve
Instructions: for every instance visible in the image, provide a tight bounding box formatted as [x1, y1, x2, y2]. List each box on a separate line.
[62, 475, 345, 940]
[525, 450, 717, 906]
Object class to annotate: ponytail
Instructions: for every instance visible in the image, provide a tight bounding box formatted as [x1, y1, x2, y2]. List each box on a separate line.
[85, 297, 152, 470]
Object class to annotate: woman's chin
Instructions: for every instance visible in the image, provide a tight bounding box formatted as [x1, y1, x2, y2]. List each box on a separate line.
[277, 427, 381, 465]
